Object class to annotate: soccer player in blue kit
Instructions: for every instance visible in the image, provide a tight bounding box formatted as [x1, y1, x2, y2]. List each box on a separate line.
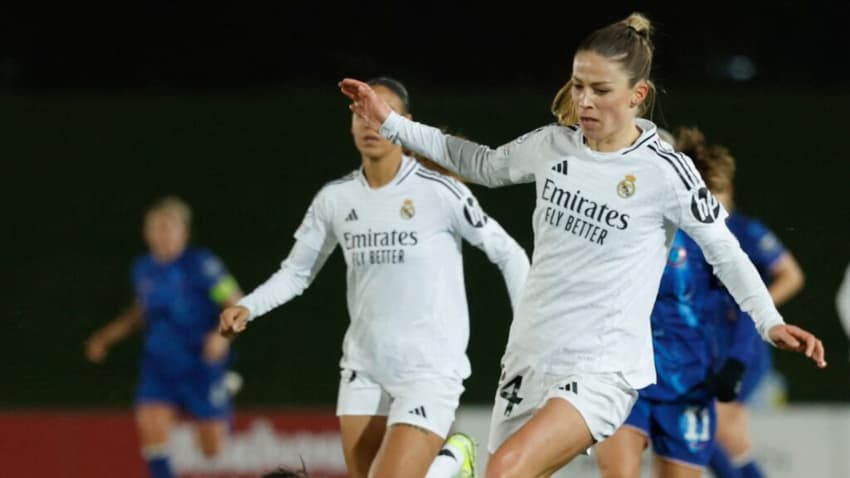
[594, 229, 729, 478]
[85, 196, 242, 478]
[674, 128, 806, 478]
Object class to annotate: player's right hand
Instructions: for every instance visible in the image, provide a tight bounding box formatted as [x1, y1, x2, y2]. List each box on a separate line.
[84, 336, 108, 364]
[339, 78, 392, 130]
[219, 305, 251, 338]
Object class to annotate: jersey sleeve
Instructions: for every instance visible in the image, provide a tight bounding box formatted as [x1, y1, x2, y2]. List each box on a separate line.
[194, 250, 241, 305]
[380, 111, 546, 187]
[238, 191, 338, 320]
[237, 239, 334, 320]
[448, 182, 530, 308]
[659, 153, 785, 342]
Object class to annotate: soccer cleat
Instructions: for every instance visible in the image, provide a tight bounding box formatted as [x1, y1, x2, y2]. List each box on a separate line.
[446, 432, 478, 478]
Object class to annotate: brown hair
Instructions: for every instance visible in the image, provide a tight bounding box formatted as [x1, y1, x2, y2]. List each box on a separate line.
[552, 12, 657, 125]
[675, 127, 736, 194]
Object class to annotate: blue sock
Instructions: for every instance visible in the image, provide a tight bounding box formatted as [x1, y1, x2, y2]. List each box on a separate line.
[708, 446, 740, 478]
[738, 460, 765, 478]
[144, 447, 175, 478]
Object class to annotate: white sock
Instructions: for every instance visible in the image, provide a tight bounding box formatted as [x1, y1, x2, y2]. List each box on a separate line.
[424, 442, 464, 478]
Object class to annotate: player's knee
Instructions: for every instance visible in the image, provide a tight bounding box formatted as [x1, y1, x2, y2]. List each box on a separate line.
[197, 430, 224, 458]
[199, 439, 223, 458]
[727, 435, 752, 458]
[485, 449, 524, 478]
[597, 459, 636, 478]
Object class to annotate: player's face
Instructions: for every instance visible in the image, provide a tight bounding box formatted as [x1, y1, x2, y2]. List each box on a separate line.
[351, 85, 406, 159]
[144, 209, 188, 262]
[570, 51, 645, 141]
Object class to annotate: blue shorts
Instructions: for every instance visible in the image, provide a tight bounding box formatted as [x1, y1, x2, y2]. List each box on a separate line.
[136, 364, 231, 420]
[623, 396, 717, 468]
[737, 340, 771, 403]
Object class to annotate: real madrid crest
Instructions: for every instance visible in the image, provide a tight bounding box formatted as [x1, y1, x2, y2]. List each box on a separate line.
[400, 198, 416, 219]
[617, 174, 636, 198]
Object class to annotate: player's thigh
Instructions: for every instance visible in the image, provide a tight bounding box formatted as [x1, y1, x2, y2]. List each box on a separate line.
[368, 423, 445, 478]
[488, 370, 636, 478]
[337, 369, 392, 478]
[596, 427, 648, 478]
[340, 415, 388, 478]
[136, 403, 178, 445]
[596, 396, 650, 478]
[653, 455, 703, 478]
[367, 373, 462, 477]
[714, 401, 750, 454]
[487, 397, 592, 478]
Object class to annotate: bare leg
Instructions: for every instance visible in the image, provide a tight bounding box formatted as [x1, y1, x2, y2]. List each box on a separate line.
[137, 403, 177, 449]
[595, 427, 647, 478]
[368, 423, 445, 478]
[715, 401, 751, 460]
[486, 398, 594, 478]
[653, 455, 705, 478]
[339, 415, 388, 478]
[195, 419, 228, 458]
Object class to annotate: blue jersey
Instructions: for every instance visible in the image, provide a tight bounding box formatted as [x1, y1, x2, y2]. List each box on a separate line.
[132, 247, 238, 378]
[640, 232, 717, 402]
[696, 212, 785, 365]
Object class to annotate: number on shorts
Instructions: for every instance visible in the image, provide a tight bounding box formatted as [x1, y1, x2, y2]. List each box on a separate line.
[499, 375, 524, 417]
[682, 406, 710, 444]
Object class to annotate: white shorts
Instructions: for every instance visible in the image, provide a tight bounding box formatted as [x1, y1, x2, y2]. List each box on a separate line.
[336, 368, 462, 439]
[487, 362, 637, 453]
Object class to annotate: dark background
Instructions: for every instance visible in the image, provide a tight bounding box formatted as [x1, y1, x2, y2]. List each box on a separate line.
[3, 2, 849, 408]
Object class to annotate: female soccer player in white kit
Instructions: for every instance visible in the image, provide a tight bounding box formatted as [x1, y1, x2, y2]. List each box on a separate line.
[339, 13, 826, 478]
[220, 77, 529, 478]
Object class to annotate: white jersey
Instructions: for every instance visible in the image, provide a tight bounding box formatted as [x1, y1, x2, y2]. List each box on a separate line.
[380, 113, 785, 389]
[239, 155, 529, 385]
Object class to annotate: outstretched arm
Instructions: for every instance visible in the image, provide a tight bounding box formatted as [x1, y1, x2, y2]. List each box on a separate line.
[84, 301, 144, 363]
[661, 158, 825, 368]
[340, 78, 537, 187]
[219, 239, 333, 338]
[768, 253, 805, 307]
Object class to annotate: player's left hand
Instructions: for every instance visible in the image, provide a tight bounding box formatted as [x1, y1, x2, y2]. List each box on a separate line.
[203, 331, 230, 364]
[768, 324, 826, 368]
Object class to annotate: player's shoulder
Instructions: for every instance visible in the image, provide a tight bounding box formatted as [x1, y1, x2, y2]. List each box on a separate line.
[636, 134, 703, 191]
[311, 169, 361, 206]
[729, 211, 762, 229]
[319, 169, 359, 192]
[510, 122, 572, 148]
[413, 164, 473, 202]
[183, 247, 230, 278]
[183, 246, 218, 263]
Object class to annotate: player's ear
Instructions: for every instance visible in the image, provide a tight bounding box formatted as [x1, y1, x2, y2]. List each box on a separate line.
[629, 81, 649, 108]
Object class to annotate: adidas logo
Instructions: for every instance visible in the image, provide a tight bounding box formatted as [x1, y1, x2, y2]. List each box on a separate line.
[408, 406, 427, 418]
[345, 209, 359, 221]
[551, 160, 568, 175]
[557, 381, 578, 394]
